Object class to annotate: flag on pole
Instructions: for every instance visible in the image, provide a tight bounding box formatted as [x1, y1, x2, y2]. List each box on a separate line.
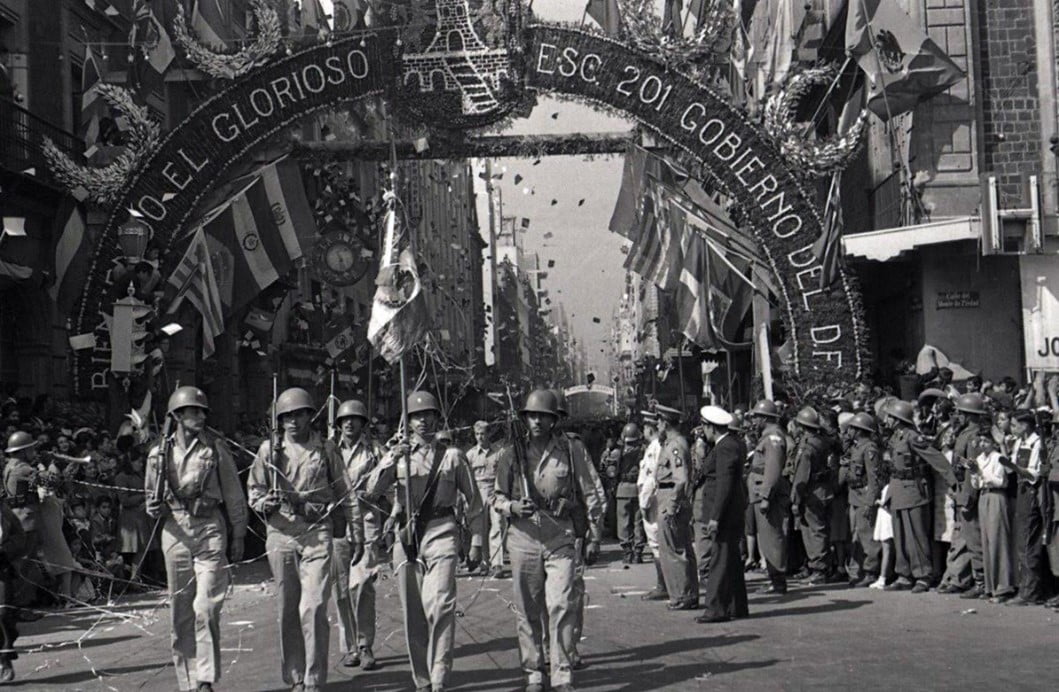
[585, 0, 621, 35]
[676, 235, 713, 348]
[812, 173, 844, 290]
[760, 0, 797, 91]
[609, 144, 649, 239]
[129, 0, 175, 96]
[80, 39, 108, 160]
[167, 228, 225, 358]
[846, 0, 965, 120]
[301, 0, 331, 40]
[192, 0, 227, 48]
[49, 200, 89, 317]
[367, 199, 430, 363]
[332, 0, 372, 30]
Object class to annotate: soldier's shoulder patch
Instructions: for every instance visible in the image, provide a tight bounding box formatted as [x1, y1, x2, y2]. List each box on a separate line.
[766, 433, 783, 444]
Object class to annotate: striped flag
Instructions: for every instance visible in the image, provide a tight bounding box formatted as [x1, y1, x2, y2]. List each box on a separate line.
[301, 0, 331, 40]
[675, 233, 754, 350]
[367, 201, 430, 363]
[609, 144, 648, 239]
[585, 0, 621, 35]
[80, 40, 108, 161]
[167, 228, 224, 358]
[623, 192, 663, 277]
[259, 159, 315, 254]
[676, 235, 713, 348]
[192, 0, 227, 48]
[49, 200, 89, 317]
[812, 173, 844, 290]
[129, 0, 175, 96]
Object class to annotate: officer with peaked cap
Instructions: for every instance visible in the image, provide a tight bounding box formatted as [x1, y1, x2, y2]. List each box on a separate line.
[466, 420, 506, 577]
[695, 406, 749, 623]
[247, 387, 360, 692]
[330, 399, 383, 670]
[653, 404, 699, 609]
[637, 411, 669, 600]
[746, 400, 792, 593]
[364, 391, 483, 692]
[144, 386, 248, 692]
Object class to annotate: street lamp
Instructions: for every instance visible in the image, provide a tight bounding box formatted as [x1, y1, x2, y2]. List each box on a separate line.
[116, 217, 151, 264]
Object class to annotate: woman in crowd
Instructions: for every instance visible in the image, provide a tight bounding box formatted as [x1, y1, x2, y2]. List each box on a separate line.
[114, 453, 151, 583]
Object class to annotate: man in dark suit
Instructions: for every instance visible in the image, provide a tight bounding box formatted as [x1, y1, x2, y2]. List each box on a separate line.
[695, 406, 750, 624]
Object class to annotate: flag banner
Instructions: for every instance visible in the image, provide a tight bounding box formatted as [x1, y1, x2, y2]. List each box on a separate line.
[302, 0, 331, 40]
[80, 40, 108, 160]
[704, 238, 754, 349]
[326, 324, 356, 359]
[609, 144, 648, 239]
[585, 0, 621, 35]
[846, 0, 965, 120]
[676, 234, 714, 348]
[367, 202, 430, 363]
[167, 228, 225, 358]
[50, 200, 89, 317]
[332, 0, 372, 31]
[812, 173, 844, 290]
[192, 0, 227, 48]
[130, 0, 175, 95]
[259, 159, 313, 256]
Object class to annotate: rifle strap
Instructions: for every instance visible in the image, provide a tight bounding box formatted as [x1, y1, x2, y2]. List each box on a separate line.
[406, 443, 447, 555]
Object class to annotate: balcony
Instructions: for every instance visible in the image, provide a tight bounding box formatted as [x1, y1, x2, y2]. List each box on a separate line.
[0, 97, 81, 181]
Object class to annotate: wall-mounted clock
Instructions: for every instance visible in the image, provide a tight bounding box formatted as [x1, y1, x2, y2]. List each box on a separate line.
[312, 230, 371, 286]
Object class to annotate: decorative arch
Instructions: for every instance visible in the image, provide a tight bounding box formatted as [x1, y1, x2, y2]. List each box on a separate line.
[70, 25, 867, 396]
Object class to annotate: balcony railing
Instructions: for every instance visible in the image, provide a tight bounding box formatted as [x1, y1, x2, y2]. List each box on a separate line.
[0, 97, 82, 179]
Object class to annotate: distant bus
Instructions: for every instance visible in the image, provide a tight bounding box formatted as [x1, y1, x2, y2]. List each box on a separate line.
[563, 385, 617, 420]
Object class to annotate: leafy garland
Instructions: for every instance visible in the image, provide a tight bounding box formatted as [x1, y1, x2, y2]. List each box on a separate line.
[172, 0, 281, 80]
[614, 0, 732, 68]
[42, 84, 160, 206]
[763, 64, 867, 177]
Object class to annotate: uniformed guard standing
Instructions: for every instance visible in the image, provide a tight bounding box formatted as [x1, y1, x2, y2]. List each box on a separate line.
[613, 423, 646, 565]
[466, 420, 506, 577]
[247, 387, 360, 692]
[330, 399, 382, 670]
[0, 477, 27, 683]
[364, 391, 483, 692]
[653, 405, 699, 609]
[637, 412, 669, 601]
[746, 400, 791, 594]
[841, 413, 883, 586]
[2, 432, 40, 610]
[493, 389, 602, 692]
[145, 386, 249, 692]
[790, 407, 833, 584]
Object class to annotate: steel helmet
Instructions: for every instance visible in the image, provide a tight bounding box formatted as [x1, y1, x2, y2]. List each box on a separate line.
[4, 430, 36, 454]
[167, 386, 209, 415]
[407, 391, 440, 416]
[521, 389, 559, 417]
[729, 412, 746, 433]
[794, 406, 821, 429]
[886, 400, 916, 426]
[750, 399, 780, 419]
[336, 399, 369, 422]
[275, 388, 315, 417]
[551, 389, 570, 417]
[621, 422, 641, 443]
[849, 412, 877, 435]
[955, 392, 987, 416]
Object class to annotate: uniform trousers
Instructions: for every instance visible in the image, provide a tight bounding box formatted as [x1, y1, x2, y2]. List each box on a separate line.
[978, 490, 1016, 597]
[332, 537, 376, 654]
[265, 516, 333, 688]
[508, 514, 577, 688]
[701, 523, 749, 619]
[693, 519, 713, 581]
[570, 537, 587, 656]
[0, 575, 18, 667]
[393, 515, 460, 690]
[892, 504, 932, 582]
[656, 491, 698, 606]
[161, 509, 229, 691]
[1014, 483, 1045, 602]
[848, 504, 881, 579]
[940, 507, 983, 589]
[799, 491, 831, 574]
[476, 483, 507, 570]
[641, 502, 661, 558]
[615, 490, 646, 556]
[754, 501, 789, 586]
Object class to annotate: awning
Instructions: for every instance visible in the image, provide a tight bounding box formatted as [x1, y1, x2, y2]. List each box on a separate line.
[842, 216, 981, 261]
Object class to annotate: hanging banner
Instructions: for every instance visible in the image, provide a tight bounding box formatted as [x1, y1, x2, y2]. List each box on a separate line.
[1020, 255, 1059, 370]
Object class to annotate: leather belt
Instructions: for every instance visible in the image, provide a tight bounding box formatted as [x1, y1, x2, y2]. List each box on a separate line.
[657, 482, 676, 489]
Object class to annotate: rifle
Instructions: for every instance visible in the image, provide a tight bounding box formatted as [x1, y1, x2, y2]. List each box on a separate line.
[504, 384, 532, 502]
[270, 372, 280, 495]
[151, 407, 174, 515]
[327, 366, 337, 441]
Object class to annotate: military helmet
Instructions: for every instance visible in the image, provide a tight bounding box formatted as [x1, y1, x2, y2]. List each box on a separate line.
[729, 412, 745, 433]
[551, 389, 569, 417]
[167, 386, 209, 415]
[521, 389, 559, 417]
[750, 399, 780, 419]
[275, 388, 315, 417]
[886, 400, 916, 426]
[336, 399, 369, 422]
[794, 406, 821, 429]
[848, 412, 877, 435]
[4, 430, 37, 454]
[621, 422, 641, 443]
[955, 392, 987, 416]
[407, 391, 440, 416]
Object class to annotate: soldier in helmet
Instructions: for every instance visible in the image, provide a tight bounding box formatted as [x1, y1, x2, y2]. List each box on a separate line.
[2, 430, 40, 566]
[653, 405, 699, 609]
[363, 391, 483, 692]
[746, 400, 791, 594]
[247, 387, 360, 692]
[493, 389, 602, 692]
[0, 434, 30, 683]
[790, 406, 834, 584]
[881, 400, 954, 593]
[614, 422, 646, 565]
[330, 399, 383, 670]
[841, 412, 884, 586]
[144, 386, 248, 692]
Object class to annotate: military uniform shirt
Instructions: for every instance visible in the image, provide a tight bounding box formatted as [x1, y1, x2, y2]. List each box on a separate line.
[336, 434, 384, 542]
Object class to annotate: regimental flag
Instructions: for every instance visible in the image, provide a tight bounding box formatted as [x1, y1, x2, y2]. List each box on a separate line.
[129, 0, 175, 97]
[675, 233, 754, 350]
[301, 0, 331, 40]
[623, 191, 663, 277]
[812, 173, 844, 290]
[653, 196, 689, 292]
[192, 0, 227, 48]
[367, 201, 430, 364]
[167, 228, 225, 358]
[80, 40, 108, 161]
[609, 144, 648, 240]
[585, 0, 621, 35]
[676, 235, 712, 348]
[333, 0, 371, 30]
[846, 0, 965, 120]
[49, 200, 89, 317]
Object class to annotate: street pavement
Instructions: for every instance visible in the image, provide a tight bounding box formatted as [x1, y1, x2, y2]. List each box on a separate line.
[13, 544, 1059, 691]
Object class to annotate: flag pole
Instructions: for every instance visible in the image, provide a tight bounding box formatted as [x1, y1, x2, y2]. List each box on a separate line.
[328, 365, 336, 440]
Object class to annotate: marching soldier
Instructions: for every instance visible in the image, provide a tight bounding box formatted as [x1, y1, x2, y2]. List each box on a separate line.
[790, 407, 834, 584]
[654, 405, 699, 609]
[746, 400, 791, 594]
[613, 423, 646, 565]
[2, 431, 40, 610]
[247, 387, 360, 692]
[841, 413, 883, 586]
[331, 399, 382, 670]
[363, 391, 483, 692]
[466, 420, 506, 577]
[493, 389, 602, 692]
[0, 468, 27, 683]
[145, 387, 248, 692]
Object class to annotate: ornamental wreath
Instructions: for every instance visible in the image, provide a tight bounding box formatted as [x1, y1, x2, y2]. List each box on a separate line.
[172, 0, 281, 80]
[614, 0, 732, 67]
